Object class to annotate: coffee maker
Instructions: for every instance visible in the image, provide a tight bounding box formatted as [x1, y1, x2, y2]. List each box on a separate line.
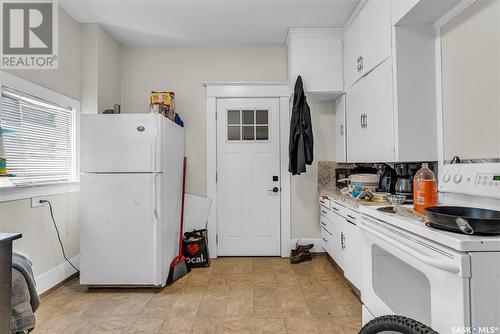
[394, 163, 413, 199]
[375, 164, 397, 193]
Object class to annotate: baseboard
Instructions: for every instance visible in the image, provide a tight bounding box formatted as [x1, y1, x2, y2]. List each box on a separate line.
[35, 255, 80, 295]
[290, 238, 323, 253]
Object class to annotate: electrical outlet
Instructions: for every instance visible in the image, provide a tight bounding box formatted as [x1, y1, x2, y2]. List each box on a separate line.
[31, 197, 47, 208]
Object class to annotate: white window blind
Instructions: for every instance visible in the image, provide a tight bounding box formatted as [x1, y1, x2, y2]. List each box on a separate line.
[0, 86, 75, 185]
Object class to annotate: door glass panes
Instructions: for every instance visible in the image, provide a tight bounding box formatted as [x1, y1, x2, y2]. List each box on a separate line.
[227, 109, 269, 141]
[256, 126, 268, 140]
[242, 110, 254, 125]
[242, 126, 255, 140]
[228, 110, 240, 125]
[228, 126, 240, 140]
[256, 110, 268, 124]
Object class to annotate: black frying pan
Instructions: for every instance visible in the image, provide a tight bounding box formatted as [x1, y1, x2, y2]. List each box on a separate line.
[425, 206, 500, 235]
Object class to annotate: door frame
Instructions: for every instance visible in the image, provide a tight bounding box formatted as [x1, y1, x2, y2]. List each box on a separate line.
[205, 83, 291, 258]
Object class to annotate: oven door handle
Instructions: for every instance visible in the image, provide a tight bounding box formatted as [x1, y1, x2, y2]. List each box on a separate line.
[359, 220, 461, 274]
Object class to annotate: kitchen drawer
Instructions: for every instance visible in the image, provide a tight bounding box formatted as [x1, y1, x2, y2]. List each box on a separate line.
[319, 195, 331, 210]
[320, 215, 332, 234]
[320, 227, 332, 255]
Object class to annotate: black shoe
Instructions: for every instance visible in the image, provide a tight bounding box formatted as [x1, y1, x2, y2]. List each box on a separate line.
[290, 251, 312, 264]
[291, 243, 314, 256]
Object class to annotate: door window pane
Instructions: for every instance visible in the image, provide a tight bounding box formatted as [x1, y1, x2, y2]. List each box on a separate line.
[228, 110, 240, 125]
[256, 126, 269, 140]
[242, 126, 255, 140]
[256, 110, 268, 125]
[242, 110, 254, 125]
[228, 126, 240, 141]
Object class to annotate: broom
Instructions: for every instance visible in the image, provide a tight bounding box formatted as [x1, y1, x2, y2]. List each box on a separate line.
[167, 157, 190, 284]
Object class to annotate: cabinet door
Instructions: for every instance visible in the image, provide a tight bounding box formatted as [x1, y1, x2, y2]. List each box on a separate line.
[358, 0, 392, 75]
[346, 59, 395, 162]
[335, 94, 347, 162]
[343, 18, 362, 88]
[342, 219, 361, 290]
[330, 210, 344, 269]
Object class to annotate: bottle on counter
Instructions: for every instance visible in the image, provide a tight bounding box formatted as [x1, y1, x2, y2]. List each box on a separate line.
[413, 163, 438, 214]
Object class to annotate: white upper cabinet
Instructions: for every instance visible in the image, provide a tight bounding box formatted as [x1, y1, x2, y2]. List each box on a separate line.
[346, 59, 395, 163]
[335, 94, 347, 163]
[343, 0, 392, 88]
[287, 28, 343, 100]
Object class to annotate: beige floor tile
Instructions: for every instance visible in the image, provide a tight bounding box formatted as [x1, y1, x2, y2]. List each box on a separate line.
[189, 316, 224, 334]
[31, 256, 361, 334]
[281, 299, 312, 318]
[284, 317, 319, 334]
[197, 299, 228, 317]
[253, 286, 279, 300]
[307, 299, 337, 317]
[226, 298, 254, 317]
[127, 316, 166, 333]
[159, 317, 195, 333]
[276, 286, 303, 300]
[228, 282, 253, 299]
[254, 298, 283, 318]
[170, 300, 200, 318]
[141, 297, 176, 317]
[202, 284, 229, 300]
[254, 317, 286, 334]
[222, 316, 254, 334]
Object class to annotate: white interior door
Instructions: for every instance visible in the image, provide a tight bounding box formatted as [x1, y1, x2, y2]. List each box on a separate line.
[217, 98, 281, 256]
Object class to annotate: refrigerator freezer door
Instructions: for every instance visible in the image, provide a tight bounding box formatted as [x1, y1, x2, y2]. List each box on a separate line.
[81, 114, 160, 173]
[80, 173, 161, 286]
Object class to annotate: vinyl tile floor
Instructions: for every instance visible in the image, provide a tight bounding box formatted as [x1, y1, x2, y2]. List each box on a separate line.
[32, 254, 362, 334]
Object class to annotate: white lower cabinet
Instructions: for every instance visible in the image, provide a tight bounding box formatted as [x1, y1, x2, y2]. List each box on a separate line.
[330, 211, 344, 269]
[319, 198, 361, 290]
[342, 218, 361, 290]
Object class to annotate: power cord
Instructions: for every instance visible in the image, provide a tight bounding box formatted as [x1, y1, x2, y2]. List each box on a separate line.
[40, 200, 79, 273]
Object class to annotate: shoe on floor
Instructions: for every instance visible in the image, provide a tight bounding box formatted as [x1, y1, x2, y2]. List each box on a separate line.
[290, 250, 312, 264]
[291, 243, 314, 256]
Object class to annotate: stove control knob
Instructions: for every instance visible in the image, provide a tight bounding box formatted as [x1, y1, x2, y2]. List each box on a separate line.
[443, 174, 451, 183]
[453, 174, 462, 183]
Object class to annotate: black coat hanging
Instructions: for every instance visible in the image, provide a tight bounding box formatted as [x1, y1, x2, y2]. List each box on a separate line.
[288, 76, 314, 175]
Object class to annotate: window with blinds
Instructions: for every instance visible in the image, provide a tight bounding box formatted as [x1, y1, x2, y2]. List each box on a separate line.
[0, 87, 75, 185]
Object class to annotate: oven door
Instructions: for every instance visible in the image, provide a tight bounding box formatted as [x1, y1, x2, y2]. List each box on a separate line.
[359, 214, 471, 333]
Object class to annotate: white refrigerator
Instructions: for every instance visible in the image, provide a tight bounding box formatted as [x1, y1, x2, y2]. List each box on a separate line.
[79, 114, 184, 287]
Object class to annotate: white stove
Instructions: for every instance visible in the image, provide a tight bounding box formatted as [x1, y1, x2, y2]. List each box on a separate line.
[358, 163, 500, 333]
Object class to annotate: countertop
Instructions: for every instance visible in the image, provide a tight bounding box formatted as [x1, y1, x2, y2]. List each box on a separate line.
[319, 187, 390, 209]
[0, 233, 22, 243]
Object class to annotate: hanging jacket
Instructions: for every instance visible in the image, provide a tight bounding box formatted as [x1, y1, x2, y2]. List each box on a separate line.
[288, 76, 314, 175]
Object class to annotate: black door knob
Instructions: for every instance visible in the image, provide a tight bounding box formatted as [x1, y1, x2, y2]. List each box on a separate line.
[272, 187, 279, 193]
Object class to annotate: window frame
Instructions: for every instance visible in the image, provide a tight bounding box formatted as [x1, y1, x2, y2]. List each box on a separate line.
[0, 71, 80, 202]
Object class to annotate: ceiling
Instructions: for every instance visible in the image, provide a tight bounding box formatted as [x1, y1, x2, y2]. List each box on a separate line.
[60, 0, 360, 45]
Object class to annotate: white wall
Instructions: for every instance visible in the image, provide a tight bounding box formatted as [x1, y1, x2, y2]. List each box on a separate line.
[80, 24, 122, 114]
[0, 10, 123, 291]
[0, 9, 81, 282]
[121, 45, 287, 196]
[291, 101, 335, 238]
[441, 0, 500, 161]
[121, 45, 334, 240]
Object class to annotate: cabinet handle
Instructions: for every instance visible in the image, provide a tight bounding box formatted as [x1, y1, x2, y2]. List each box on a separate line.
[364, 114, 368, 129]
[347, 214, 356, 221]
[360, 114, 364, 128]
[340, 123, 344, 136]
[331, 206, 339, 212]
[320, 221, 327, 227]
[357, 55, 364, 72]
[322, 237, 328, 242]
[321, 210, 328, 215]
